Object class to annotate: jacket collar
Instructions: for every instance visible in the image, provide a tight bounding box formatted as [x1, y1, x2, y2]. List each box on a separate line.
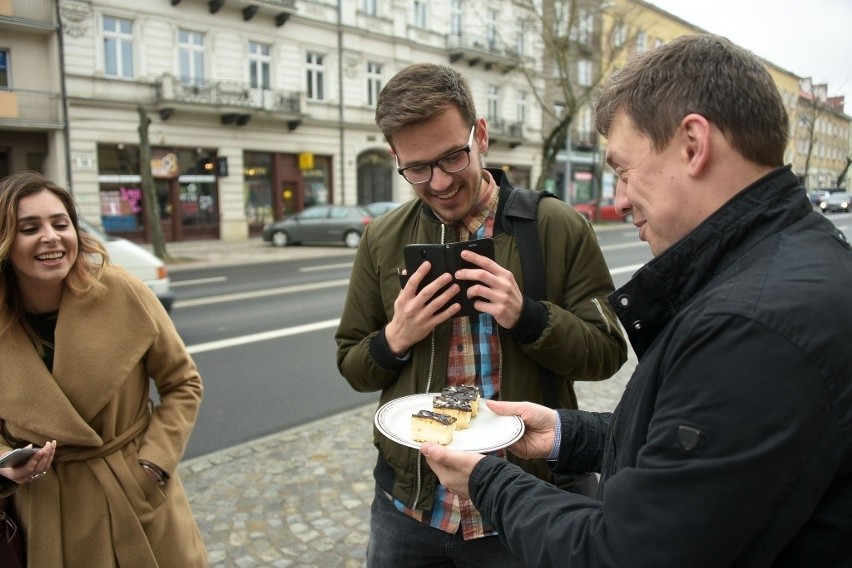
[610, 166, 810, 357]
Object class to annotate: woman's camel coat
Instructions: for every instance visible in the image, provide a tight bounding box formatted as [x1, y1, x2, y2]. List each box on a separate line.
[0, 267, 206, 567]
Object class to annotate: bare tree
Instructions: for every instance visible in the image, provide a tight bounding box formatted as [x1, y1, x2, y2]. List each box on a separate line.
[838, 156, 851, 188]
[507, 0, 638, 196]
[137, 107, 169, 260]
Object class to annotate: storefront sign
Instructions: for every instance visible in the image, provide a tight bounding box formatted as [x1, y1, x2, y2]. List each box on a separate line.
[299, 152, 314, 170]
[151, 152, 180, 178]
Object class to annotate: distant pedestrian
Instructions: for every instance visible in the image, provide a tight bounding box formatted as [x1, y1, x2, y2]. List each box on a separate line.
[422, 34, 852, 567]
[0, 171, 207, 566]
[335, 63, 627, 567]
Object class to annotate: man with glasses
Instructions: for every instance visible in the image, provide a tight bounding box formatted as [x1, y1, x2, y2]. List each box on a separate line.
[336, 63, 627, 567]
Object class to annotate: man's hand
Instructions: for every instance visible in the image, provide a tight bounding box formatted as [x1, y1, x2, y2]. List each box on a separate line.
[454, 250, 524, 329]
[385, 260, 461, 355]
[486, 400, 558, 460]
[420, 443, 487, 500]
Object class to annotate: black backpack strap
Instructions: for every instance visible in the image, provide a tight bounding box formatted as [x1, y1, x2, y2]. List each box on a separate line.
[501, 187, 561, 408]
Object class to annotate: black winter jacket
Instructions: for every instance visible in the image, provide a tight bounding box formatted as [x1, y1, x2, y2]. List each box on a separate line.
[469, 167, 852, 567]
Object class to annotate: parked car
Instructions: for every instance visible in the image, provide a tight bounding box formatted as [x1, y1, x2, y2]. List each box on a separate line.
[262, 204, 372, 248]
[820, 192, 851, 214]
[573, 197, 633, 223]
[807, 190, 831, 207]
[364, 201, 402, 217]
[79, 219, 174, 312]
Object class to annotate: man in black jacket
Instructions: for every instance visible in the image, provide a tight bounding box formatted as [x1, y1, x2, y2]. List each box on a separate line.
[422, 34, 852, 567]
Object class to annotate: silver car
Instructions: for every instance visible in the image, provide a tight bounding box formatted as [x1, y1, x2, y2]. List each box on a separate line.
[262, 204, 373, 248]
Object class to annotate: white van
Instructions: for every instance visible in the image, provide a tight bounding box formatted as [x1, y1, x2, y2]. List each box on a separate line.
[79, 219, 175, 312]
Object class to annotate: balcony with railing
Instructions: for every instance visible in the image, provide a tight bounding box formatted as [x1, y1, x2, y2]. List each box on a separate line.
[0, 88, 63, 130]
[0, 0, 57, 32]
[155, 74, 303, 129]
[447, 34, 522, 74]
[487, 117, 525, 148]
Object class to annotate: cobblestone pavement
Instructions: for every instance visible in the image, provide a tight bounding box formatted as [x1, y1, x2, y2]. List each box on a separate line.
[179, 353, 636, 567]
[165, 236, 637, 566]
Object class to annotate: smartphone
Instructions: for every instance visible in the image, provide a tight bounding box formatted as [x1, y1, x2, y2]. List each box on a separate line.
[402, 238, 496, 317]
[0, 447, 40, 468]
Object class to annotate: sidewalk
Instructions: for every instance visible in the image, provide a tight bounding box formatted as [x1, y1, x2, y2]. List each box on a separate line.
[145, 237, 357, 272]
[166, 238, 635, 567]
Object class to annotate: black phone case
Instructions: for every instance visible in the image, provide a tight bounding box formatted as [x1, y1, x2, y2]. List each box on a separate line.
[402, 238, 495, 317]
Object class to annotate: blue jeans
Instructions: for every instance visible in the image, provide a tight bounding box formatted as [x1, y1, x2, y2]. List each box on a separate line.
[366, 485, 524, 568]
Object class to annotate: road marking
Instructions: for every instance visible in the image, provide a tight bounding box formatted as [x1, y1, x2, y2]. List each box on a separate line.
[171, 276, 227, 287]
[173, 279, 350, 308]
[181, 263, 648, 353]
[600, 241, 648, 251]
[610, 263, 646, 275]
[187, 319, 341, 354]
[300, 262, 353, 272]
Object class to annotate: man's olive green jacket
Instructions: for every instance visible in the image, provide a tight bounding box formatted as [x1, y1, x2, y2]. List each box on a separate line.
[336, 169, 627, 510]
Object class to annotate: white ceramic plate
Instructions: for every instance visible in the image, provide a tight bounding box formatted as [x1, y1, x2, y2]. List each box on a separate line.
[374, 393, 525, 452]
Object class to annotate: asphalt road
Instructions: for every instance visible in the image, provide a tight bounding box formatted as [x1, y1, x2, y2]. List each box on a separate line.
[170, 209, 852, 460]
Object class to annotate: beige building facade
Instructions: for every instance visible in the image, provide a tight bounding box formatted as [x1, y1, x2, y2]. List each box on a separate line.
[3, 0, 848, 243]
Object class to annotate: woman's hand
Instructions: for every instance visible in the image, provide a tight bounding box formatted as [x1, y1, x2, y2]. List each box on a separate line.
[0, 440, 57, 484]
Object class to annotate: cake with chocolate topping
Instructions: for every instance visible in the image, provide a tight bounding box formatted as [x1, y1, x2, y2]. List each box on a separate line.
[433, 394, 473, 429]
[442, 385, 480, 416]
[411, 410, 458, 445]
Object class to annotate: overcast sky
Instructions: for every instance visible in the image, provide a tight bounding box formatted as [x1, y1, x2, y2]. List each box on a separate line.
[646, 0, 852, 108]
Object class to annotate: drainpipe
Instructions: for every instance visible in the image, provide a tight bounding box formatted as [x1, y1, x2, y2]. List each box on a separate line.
[56, 0, 73, 189]
[337, 0, 345, 204]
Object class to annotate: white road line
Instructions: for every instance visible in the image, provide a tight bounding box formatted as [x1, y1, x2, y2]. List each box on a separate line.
[609, 263, 646, 275]
[173, 279, 350, 308]
[181, 264, 647, 354]
[171, 276, 227, 287]
[300, 262, 353, 272]
[187, 319, 341, 354]
[600, 241, 648, 251]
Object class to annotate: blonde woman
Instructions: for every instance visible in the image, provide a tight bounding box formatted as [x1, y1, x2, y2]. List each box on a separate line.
[0, 171, 206, 567]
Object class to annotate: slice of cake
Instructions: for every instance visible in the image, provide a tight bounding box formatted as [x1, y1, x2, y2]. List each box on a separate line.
[442, 385, 480, 417]
[411, 410, 457, 445]
[433, 394, 473, 429]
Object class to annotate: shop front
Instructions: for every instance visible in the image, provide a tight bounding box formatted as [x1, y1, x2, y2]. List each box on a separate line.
[243, 150, 332, 236]
[97, 144, 220, 242]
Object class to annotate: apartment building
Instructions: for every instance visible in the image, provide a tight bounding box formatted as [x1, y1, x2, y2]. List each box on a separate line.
[4, 0, 848, 243]
[792, 79, 849, 190]
[0, 0, 66, 182]
[22, 0, 542, 243]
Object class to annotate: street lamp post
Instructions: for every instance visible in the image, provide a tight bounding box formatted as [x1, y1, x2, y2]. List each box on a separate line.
[563, 118, 573, 204]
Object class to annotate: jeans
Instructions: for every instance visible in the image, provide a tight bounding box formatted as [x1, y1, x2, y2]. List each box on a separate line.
[366, 485, 524, 568]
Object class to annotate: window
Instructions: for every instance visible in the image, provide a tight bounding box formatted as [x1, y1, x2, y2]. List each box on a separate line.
[488, 85, 499, 121]
[361, 0, 377, 16]
[515, 21, 526, 56]
[450, 0, 462, 39]
[0, 49, 9, 88]
[179, 29, 205, 85]
[103, 16, 134, 78]
[412, 0, 427, 28]
[306, 52, 325, 101]
[576, 9, 593, 45]
[486, 9, 497, 50]
[635, 31, 647, 55]
[366, 61, 382, 107]
[248, 41, 271, 89]
[613, 22, 627, 48]
[578, 59, 592, 87]
[516, 91, 527, 124]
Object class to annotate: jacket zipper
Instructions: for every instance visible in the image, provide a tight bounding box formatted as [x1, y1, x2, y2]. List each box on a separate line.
[591, 298, 612, 335]
[413, 224, 447, 509]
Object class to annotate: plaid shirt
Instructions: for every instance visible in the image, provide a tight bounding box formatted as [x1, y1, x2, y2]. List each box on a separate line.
[391, 172, 504, 540]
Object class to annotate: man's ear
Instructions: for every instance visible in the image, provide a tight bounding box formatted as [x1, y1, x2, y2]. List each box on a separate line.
[475, 116, 489, 153]
[680, 113, 712, 178]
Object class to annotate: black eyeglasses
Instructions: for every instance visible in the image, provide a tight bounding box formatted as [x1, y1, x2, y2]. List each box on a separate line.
[396, 125, 476, 185]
